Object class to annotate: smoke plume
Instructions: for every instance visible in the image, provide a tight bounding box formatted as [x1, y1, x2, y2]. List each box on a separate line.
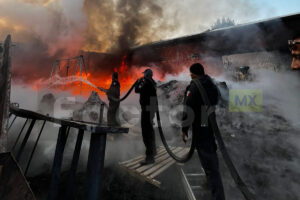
[0, 0, 273, 86]
[82, 0, 178, 53]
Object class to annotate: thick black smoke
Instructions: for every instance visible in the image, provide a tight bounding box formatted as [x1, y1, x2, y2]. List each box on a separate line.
[82, 0, 178, 53]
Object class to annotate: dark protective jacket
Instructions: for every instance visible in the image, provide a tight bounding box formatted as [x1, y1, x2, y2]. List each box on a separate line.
[106, 80, 120, 103]
[135, 77, 157, 108]
[182, 74, 218, 142]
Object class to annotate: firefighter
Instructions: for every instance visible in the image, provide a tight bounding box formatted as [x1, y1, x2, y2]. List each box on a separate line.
[182, 63, 225, 200]
[98, 72, 120, 126]
[135, 68, 157, 165]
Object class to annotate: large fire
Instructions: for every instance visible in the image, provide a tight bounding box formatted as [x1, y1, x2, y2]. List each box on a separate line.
[9, 28, 223, 98]
[64, 71, 139, 97]
[34, 54, 163, 98]
[26, 46, 223, 99]
[1, 0, 223, 97]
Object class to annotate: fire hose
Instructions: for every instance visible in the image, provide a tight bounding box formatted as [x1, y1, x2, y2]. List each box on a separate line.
[102, 79, 197, 162]
[97, 80, 138, 102]
[100, 79, 255, 200]
[156, 80, 255, 199]
[191, 79, 255, 200]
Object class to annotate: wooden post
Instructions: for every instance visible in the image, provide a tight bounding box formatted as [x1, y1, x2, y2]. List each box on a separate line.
[86, 132, 107, 200]
[0, 35, 12, 153]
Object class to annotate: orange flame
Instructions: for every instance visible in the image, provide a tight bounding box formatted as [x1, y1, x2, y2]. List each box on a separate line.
[31, 47, 222, 98]
[36, 55, 145, 98]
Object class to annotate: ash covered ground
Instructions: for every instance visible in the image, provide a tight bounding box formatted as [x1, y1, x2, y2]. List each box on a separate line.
[8, 68, 300, 200]
[157, 69, 300, 200]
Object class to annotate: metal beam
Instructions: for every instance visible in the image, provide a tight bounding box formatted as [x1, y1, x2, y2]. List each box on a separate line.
[25, 120, 46, 176]
[11, 118, 28, 152]
[48, 126, 68, 200]
[10, 106, 129, 134]
[16, 119, 36, 162]
[8, 115, 17, 132]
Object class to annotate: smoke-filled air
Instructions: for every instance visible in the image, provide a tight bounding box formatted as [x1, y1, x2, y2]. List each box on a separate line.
[1, 0, 300, 200]
[0, 0, 267, 90]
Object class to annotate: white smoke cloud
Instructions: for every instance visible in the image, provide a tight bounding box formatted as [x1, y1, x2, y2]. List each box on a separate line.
[216, 69, 300, 130]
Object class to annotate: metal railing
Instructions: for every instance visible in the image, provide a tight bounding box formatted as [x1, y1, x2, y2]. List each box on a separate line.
[9, 104, 128, 200]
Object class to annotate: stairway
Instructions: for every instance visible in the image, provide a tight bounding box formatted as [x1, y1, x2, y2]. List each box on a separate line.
[178, 156, 211, 200]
